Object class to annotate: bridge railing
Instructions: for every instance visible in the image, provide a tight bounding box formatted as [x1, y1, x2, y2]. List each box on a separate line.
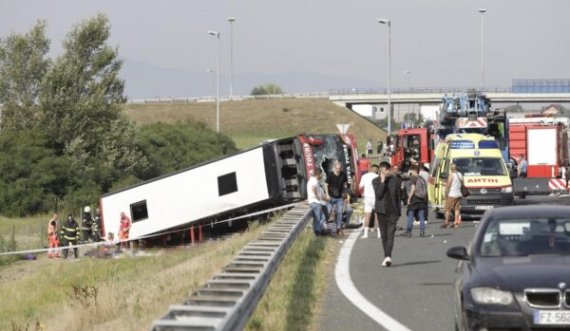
[329, 86, 513, 95]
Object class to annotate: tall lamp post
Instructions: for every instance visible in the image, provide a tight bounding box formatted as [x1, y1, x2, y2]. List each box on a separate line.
[228, 17, 236, 99]
[378, 18, 392, 134]
[208, 30, 221, 132]
[479, 8, 486, 91]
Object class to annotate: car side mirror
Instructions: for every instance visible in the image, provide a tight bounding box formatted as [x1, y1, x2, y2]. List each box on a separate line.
[447, 246, 470, 260]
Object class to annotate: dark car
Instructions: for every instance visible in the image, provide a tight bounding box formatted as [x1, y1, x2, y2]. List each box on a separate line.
[447, 205, 570, 331]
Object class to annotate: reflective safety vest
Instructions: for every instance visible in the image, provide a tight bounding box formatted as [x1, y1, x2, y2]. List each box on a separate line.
[61, 219, 80, 241]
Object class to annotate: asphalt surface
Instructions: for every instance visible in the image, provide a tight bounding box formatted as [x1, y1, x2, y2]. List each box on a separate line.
[318, 195, 570, 331]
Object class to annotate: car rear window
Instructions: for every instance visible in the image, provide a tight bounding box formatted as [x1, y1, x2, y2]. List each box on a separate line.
[480, 218, 570, 257]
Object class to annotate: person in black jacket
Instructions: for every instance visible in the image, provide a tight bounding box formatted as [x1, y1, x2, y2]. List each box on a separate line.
[373, 161, 402, 267]
[61, 213, 80, 259]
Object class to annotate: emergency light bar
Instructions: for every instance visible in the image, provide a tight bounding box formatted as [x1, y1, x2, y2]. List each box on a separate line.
[478, 141, 499, 149]
[449, 141, 475, 149]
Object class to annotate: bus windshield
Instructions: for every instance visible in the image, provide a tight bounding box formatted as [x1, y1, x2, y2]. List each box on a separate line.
[453, 157, 507, 176]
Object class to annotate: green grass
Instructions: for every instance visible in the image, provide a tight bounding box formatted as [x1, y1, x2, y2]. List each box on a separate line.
[0, 215, 47, 251]
[125, 98, 386, 150]
[0, 222, 269, 331]
[245, 226, 338, 331]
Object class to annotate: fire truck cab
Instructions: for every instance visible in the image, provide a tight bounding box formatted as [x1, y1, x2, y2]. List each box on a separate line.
[387, 126, 435, 172]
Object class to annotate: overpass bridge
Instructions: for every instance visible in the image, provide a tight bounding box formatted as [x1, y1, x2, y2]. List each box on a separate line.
[329, 87, 570, 107]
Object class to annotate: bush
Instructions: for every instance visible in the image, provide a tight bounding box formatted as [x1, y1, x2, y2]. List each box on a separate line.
[250, 83, 284, 96]
[135, 121, 238, 180]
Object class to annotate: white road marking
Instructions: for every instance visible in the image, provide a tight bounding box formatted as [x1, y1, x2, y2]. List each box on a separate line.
[335, 230, 412, 331]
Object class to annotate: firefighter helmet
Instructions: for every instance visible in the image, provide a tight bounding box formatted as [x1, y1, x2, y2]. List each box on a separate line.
[84, 206, 91, 213]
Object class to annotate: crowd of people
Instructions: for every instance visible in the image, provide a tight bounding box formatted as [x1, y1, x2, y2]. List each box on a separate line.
[308, 156, 467, 268]
[45, 208, 131, 259]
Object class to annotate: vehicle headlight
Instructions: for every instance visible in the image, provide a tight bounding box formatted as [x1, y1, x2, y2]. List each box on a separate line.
[501, 186, 513, 193]
[470, 287, 513, 305]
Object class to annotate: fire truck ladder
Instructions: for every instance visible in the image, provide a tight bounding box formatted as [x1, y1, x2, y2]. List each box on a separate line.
[151, 203, 311, 331]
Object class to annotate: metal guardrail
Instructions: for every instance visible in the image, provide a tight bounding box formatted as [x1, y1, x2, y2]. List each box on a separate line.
[151, 203, 311, 331]
[328, 86, 513, 95]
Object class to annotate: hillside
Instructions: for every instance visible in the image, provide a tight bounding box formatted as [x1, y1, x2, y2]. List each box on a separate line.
[124, 98, 386, 149]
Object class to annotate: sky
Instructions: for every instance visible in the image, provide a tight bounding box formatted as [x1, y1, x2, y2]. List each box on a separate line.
[1, 0, 569, 98]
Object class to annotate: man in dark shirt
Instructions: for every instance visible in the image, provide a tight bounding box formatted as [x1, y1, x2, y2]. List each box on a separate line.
[373, 161, 402, 267]
[326, 161, 348, 234]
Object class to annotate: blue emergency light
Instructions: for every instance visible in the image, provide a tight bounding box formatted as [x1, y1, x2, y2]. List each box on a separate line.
[449, 140, 475, 149]
[478, 140, 499, 149]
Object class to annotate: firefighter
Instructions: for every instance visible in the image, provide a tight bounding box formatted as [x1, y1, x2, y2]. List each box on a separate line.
[61, 213, 80, 259]
[82, 206, 95, 242]
[47, 213, 60, 258]
[94, 207, 102, 241]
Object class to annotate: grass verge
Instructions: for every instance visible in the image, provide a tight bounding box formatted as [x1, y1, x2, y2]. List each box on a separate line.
[245, 226, 339, 331]
[0, 222, 268, 331]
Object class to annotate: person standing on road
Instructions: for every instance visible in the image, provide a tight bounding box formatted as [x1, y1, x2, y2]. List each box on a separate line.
[404, 165, 428, 237]
[419, 162, 430, 225]
[517, 154, 528, 178]
[373, 161, 402, 267]
[359, 164, 381, 239]
[61, 213, 80, 259]
[326, 161, 348, 235]
[443, 163, 463, 228]
[47, 213, 60, 258]
[307, 168, 327, 236]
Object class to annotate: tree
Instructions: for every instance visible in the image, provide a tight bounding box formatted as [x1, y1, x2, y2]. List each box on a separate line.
[0, 129, 72, 216]
[136, 121, 237, 180]
[0, 20, 50, 133]
[250, 83, 284, 96]
[39, 14, 147, 193]
[403, 111, 425, 126]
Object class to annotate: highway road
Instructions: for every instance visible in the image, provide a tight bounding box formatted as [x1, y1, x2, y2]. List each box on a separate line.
[318, 195, 570, 331]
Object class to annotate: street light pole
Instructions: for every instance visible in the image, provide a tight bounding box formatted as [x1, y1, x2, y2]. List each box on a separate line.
[378, 18, 392, 134]
[208, 30, 221, 132]
[479, 8, 486, 91]
[228, 17, 236, 98]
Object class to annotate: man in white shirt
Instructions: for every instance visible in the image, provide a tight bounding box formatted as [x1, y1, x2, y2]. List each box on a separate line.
[358, 164, 381, 239]
[443, 163, 463, 228]
[307, 168, 326, 235]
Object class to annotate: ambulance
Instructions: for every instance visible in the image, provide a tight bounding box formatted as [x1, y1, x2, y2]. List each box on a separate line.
[428, 133, 514, 217]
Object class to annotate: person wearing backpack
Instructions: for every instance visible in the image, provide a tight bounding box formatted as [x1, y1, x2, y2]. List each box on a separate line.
[403, 165, 428, 237]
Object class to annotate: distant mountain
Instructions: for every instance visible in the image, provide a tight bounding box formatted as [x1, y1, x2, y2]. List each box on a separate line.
[120, 58, 375, 99]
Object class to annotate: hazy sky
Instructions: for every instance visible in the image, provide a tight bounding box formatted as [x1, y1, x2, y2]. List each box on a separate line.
[1, 0, 569, 95]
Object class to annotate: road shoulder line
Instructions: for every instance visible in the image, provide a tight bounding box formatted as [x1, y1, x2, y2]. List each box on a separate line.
[335, 230, 412, 331]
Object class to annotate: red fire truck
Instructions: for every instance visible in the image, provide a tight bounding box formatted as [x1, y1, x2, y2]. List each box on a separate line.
[387, 126, 435, 172]
[508, 116, 570, 196]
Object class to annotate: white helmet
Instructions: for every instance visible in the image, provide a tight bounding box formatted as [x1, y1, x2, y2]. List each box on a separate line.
[84, 206, 91, 213]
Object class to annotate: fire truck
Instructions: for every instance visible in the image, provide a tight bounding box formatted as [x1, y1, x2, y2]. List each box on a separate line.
[508, 116, 570, 196]
[387, 125, 435, 172]
[387, 92, 508, 172]
[99, 132, 362, 241]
